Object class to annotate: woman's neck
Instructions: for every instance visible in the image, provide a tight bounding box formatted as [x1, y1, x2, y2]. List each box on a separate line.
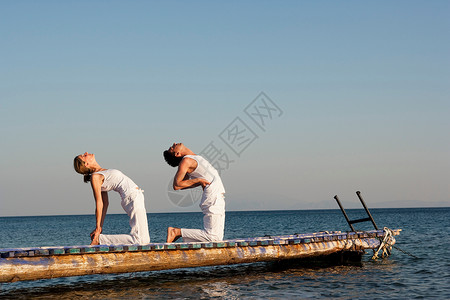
[90, 164, 105, 173]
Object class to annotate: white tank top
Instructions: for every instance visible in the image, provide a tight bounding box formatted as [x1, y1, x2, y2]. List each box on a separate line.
[94, 169, 139, 201]
[185, 155, 225, 195]
[185, 155, 225, 214]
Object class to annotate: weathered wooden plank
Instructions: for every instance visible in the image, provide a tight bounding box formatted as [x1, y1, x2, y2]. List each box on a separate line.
[0, 229, 401, 283]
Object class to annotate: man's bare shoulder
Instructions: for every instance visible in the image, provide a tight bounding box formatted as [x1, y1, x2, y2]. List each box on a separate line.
[180, 156, 196, 165]
[179, 156, 197, 171]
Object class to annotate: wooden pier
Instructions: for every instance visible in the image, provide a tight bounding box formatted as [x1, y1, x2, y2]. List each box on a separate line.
[0, 229, 401, 283]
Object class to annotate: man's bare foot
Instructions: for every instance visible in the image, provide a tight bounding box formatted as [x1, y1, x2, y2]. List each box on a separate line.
[166, 227, 182, 243]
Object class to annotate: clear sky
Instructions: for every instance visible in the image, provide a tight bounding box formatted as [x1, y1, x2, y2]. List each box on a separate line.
[1, 1, 449, 217]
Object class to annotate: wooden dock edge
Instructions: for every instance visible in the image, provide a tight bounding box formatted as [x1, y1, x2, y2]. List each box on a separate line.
[0, 230, 401, 283]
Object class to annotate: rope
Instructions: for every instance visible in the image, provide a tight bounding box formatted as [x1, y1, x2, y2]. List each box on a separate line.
[371, 227, 419, 260]
[371, 227, 395, 259]
[392, 245, 420, 259]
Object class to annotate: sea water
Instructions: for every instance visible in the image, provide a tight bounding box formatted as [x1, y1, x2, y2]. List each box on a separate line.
[1, 208, 449, 299]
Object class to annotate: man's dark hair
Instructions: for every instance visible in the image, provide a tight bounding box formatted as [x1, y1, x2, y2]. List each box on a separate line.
[163, 150, 183, 167]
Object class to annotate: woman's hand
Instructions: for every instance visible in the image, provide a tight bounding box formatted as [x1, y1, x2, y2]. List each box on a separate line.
[90, 227, 102, 238]
[90, 227, 102, 245]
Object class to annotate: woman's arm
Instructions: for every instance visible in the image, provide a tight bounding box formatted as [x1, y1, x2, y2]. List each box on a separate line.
[100, 191, 109, 228]
[173, 158, 210, 190]
[90, 174, 105, 241]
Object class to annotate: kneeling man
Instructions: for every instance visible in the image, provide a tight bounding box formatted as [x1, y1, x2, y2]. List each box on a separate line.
[163, 143, 225, 243]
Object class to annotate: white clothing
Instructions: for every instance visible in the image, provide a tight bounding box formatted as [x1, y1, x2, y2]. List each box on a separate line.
[181, 156, 225, 242]
[184, 155, 225, 215]
[96, 169, 139, 200]
[94, 169, 150, 245]
[181, 212, 225, 242]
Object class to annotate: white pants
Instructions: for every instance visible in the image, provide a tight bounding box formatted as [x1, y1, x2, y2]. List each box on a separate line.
[99, 190, 150, 245]
[181, 213, 225, 242]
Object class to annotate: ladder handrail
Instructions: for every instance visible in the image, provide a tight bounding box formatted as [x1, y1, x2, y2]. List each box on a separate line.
[334, 191, 378, 232]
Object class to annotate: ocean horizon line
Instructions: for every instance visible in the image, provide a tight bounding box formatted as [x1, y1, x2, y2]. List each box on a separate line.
[1, 206, 448, 218]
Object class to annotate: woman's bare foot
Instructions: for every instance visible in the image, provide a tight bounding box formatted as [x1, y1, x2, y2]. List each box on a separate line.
[166, 227, 182, 243]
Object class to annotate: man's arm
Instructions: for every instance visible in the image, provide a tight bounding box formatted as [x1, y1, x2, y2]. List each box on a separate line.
[173, 157, 210, 190]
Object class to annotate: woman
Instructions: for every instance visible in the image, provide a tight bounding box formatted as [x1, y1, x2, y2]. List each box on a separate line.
[73, 152, 150, 245]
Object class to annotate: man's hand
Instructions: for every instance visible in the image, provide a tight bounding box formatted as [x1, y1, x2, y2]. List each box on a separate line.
[173, 157, 211, 190]
[198, 179, 211, 189]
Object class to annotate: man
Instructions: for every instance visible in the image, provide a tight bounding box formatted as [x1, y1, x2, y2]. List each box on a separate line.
[163, 143, 226, 243]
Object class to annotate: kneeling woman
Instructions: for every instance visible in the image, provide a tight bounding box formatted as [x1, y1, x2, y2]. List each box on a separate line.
[73, 152, 150, 245]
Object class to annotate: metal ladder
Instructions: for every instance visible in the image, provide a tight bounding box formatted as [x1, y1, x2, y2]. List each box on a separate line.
[334, 191, 378, 232]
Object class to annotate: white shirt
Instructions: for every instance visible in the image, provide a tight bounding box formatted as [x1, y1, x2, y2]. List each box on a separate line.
[185, 155, 225, 214]
[94, 169, 139, 201]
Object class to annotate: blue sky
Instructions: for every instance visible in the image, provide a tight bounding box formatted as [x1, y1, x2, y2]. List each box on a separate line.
[1, 1, 449, 216]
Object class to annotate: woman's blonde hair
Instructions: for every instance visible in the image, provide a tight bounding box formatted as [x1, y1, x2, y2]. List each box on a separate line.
[73, 156, 93, 183]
